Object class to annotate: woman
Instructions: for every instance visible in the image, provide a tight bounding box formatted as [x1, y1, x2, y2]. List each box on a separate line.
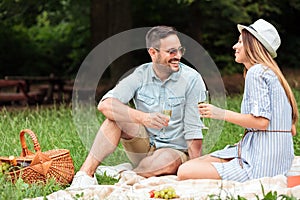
[177, 19, 298, 182]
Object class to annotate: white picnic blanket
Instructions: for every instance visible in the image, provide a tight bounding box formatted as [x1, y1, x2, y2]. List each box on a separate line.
[27, 156, 300, 200]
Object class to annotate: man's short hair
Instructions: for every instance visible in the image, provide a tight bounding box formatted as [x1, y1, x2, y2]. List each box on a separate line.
[145, 26, 177, 49]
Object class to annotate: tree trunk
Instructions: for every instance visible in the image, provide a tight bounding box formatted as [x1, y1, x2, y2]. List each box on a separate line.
[187, 0, 203, 44]
[90, 0, 133, 85]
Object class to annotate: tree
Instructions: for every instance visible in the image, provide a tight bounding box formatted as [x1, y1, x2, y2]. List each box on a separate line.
[0, 0, 299, 79]
[90, 0, 133, 84]
[0, 0, 90, 77]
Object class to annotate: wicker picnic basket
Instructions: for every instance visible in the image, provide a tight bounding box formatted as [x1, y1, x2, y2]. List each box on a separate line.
[0, 129, 74, 185]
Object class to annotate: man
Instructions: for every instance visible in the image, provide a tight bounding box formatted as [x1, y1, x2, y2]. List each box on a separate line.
[70, 26, 206, 187]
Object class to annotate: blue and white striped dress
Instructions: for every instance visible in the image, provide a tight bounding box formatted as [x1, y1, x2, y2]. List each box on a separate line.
[211, 64, 294, 182]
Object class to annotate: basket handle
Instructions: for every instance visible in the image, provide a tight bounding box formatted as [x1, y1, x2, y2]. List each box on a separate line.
[20, 129, 41, 157]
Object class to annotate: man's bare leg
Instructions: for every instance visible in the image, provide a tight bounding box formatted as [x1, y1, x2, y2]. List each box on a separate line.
[133, 148, 182, 178]
[79, 119, 123, 177]
[79, 119, 140, 177]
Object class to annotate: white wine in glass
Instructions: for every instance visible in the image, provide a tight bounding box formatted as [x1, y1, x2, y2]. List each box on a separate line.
[161, 102, 172, 137]
[198, 90, 209, 129]
[162, 109, 172, 117]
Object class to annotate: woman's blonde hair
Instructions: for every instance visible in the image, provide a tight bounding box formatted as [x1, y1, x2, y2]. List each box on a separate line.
[242, 30, 298, 125]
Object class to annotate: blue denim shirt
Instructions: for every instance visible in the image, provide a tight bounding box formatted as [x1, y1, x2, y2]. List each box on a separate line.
[102, 62, 206, 151]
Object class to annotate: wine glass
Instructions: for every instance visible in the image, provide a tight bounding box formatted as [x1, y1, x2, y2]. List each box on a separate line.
[161, 101, 172, 137]
[198, 90, 210, 129]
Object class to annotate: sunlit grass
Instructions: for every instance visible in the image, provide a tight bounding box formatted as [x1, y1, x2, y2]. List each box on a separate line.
[0, 89, 299, 199]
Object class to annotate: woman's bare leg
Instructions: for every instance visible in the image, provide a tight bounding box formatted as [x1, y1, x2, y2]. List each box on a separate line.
[177, 155, 229, 180]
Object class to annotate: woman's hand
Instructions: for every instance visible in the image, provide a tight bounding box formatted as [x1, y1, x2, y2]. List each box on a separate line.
[198, 103, 270, 129]
[198, 103, 226, 120]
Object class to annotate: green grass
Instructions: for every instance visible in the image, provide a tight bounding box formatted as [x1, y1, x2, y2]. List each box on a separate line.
[0, 89, 300, 199]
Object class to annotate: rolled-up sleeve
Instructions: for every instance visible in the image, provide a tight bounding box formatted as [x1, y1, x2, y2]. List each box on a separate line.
[183, 73, 206, 140]
[244, 67, 271, 120]
[101, 69, 142, 104]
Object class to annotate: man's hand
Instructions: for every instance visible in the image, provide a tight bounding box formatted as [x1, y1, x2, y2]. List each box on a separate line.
[142, 112, 170, 129]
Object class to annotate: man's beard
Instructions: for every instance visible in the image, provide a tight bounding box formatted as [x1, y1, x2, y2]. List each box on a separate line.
[155, 56, 180, 74]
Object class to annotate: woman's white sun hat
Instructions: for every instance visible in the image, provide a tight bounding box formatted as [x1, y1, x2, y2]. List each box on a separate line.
[237, 19, 281, 58]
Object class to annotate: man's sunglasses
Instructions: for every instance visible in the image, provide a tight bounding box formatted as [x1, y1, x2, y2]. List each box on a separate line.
[154, 46, 186, 56]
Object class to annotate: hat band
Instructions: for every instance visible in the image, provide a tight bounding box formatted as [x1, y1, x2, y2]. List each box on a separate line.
[248, 25, 256, 32]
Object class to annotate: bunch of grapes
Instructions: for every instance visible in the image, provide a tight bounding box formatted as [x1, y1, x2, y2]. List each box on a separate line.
[0, 156, 29, 175]
[149, 186, 178, 199]
[0, 162, 10, 174]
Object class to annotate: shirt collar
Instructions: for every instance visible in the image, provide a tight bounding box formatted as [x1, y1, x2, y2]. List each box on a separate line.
[149, 62, 182, 82]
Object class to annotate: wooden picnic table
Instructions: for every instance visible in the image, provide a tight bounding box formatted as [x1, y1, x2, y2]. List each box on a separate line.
[3, 75, 73, 104]
[0, 79, 45, 105]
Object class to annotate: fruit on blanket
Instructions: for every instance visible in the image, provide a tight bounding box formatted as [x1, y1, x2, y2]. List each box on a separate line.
[149, 186, 178, 199]
[149, 190, 155, 198]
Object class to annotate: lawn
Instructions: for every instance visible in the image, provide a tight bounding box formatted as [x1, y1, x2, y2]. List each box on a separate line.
[0, 90, 299, 199]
